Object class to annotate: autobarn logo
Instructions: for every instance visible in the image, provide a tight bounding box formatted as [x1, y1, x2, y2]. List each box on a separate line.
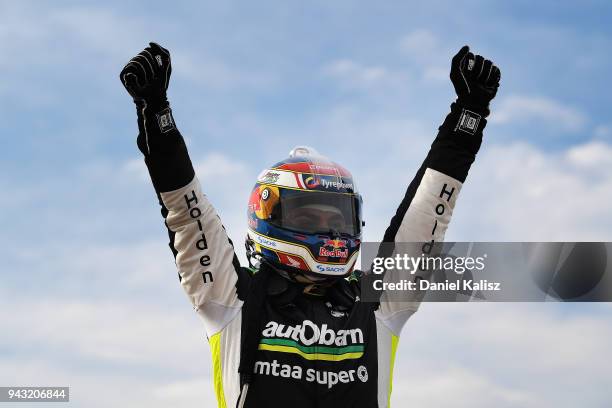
[262, 320, 364, 347]
[319, 238, 348, 258]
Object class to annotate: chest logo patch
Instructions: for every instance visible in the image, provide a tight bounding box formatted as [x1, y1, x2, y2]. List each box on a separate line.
[259, 320, 365, 361]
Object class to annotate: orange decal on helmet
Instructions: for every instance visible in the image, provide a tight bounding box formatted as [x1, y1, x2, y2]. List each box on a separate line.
[252, 184, 280, 220]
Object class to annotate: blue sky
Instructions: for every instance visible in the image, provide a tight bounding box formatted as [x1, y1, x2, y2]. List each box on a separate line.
[1, 1, 612, 407]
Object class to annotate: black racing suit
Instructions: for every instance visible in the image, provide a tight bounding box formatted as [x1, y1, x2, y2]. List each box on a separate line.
[135, 101, 485, 407]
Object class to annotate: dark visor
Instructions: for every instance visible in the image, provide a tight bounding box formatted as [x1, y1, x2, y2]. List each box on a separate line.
[270, 189, 360, 236]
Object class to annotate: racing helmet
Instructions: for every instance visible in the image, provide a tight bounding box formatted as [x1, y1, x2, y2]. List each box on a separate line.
[246, 146, 363, 278]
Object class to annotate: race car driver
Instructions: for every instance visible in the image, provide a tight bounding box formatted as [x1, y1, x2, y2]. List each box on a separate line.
[120, 42, 500, 408]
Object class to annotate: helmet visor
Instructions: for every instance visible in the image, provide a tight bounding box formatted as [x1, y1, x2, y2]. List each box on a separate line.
[271, 189, 361, 236]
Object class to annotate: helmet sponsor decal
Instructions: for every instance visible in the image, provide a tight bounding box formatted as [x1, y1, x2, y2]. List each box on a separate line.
[274, 161, 352, 178]
[248, 188, 262, 213]
[319, 238, 349, 259]
[248, 185, 280, 220]
[296, 172, 354, 192]
[248, 229, 359, 276]
[316, 264, 347, 274]
[256, 168, 357, 193]
[319, 177, 354, 191]
[259, 171, 281, 184]
[303, 175, 320, 189]
[277, 253, 309, 270]
[254, 234, 278, 248]
[261, 188, 270, 200]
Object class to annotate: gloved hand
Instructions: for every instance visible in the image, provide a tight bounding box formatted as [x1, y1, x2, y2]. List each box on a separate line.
[450, 45, 500, 115]
[119, 42, 172, 107]
[120, 43, 178, 156]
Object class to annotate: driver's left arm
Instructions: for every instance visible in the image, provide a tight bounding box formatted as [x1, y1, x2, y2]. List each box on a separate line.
[375, 46, 501, 335]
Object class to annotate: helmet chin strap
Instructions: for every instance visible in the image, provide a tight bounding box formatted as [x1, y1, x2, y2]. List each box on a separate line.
[292, 272, 336, 296]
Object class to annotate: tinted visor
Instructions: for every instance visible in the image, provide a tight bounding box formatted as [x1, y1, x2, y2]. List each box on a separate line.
[271, 189, 361, 236]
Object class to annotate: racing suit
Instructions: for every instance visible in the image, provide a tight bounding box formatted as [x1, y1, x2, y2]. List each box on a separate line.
[137, 101, 485, 407]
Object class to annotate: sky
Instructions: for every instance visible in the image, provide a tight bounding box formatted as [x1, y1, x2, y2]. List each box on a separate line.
[1, 0, 612, 406]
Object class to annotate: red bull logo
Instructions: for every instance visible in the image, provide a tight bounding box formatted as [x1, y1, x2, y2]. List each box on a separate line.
[319, 238, 348, 258]
[323, 239, 347, 249]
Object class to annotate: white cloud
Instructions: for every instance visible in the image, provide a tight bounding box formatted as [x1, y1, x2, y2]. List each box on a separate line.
[47, 7, 151, 59]
[490, 95, 587, 132]
[0, 283, 218, 406]
[191, 152, 254, 263]
[423, 66, 449, 81]
[391, 303, 612, 407]
[449, 139, 612, 241]
[322, 59, 397, 89]
[120, 156, 150, 182]
[193, 152, 250, 180]
[0, 293, 205, 368]
[566, 140, 612, 169]
[0, 358, 217, 408]
[0, 3, 147, 67]
[0, 0, 271, 107]
[398, 29, 455, 83]
[393, 367, 538, 408]
[153, 377, 217, 407]
[172, 50, 277, 90]
[399, 29, 439, 57]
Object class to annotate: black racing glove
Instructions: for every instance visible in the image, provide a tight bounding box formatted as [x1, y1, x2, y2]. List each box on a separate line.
[422, 45, 502, 177]
[120, 42, 179, 156]
[120, 43, 194, 192]
[120, 42, 172, 107]
[450, 45, 501, 117]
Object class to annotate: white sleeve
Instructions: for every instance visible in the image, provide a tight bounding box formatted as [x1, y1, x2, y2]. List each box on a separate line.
[160, 175, 243, 336]
[376, 168, 463, 335]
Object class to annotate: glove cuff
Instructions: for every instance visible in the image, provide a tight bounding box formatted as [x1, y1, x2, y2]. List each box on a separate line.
[138, 95, 168, 110]
[135, 100, 179, 156]
[422, 102, 486, 183]
[455, 98, 490, 118]
[133, 100, 195, 192]
[437, 102, 487, 157]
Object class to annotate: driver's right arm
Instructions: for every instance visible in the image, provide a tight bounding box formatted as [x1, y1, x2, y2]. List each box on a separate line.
[120, 43, 242, 336]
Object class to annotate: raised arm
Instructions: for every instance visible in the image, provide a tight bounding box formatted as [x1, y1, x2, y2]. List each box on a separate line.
[376, 46, 501, 333]
[120, 43, 242, 336]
